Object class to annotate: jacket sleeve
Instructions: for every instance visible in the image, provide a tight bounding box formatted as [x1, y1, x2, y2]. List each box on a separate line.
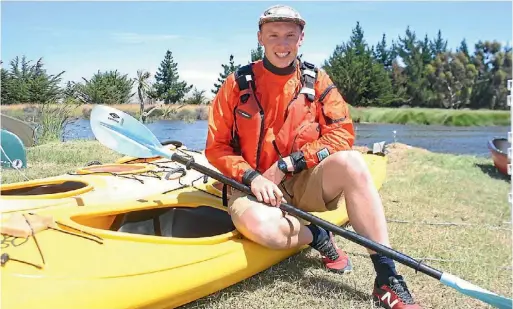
[299, 70, 355, 169]
[204, 73, 258, 185]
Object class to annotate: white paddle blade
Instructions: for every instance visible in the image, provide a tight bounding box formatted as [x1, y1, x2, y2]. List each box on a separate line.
[90, 105, 164, 158]
[441, 273, 512, 309]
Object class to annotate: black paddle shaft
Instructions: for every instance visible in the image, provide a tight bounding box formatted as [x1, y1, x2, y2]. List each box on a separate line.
[171, 153, 443, 281]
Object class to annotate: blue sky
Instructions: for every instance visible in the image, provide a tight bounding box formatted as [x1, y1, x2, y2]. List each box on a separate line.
[2, 1, 512, 100]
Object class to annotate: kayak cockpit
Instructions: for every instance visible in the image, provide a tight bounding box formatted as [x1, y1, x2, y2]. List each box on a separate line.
[113, 206, 235, 238]
[1, 180, 93, 199]
[73, 205, 236, 239]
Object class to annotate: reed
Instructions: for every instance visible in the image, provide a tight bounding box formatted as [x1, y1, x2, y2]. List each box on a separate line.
[2, 104, 510, 126]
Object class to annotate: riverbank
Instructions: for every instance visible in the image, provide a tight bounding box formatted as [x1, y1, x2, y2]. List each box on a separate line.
[2, 140, 510, 309]
[1, 103, 510, 127]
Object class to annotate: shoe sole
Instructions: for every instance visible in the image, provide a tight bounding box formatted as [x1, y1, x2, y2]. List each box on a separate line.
[327, 267, 353, 275]
[325, 260, 353, 274]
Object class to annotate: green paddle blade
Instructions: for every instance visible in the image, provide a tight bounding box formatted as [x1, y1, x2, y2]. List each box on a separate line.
[90, 105, 173, 159]
[441, 273, 512, 309]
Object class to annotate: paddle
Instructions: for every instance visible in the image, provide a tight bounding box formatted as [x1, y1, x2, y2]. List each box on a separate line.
[90, 105, 512, 309]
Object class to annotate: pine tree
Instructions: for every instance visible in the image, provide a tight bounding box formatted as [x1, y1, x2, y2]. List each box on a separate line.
[323, 21, 395, 107]
[373, 33, 393, 70]
[250, 43, 264, 62]
[212, 54, 241, 95]
[152, 50, 192, 104]
[457, 38, 469, 57]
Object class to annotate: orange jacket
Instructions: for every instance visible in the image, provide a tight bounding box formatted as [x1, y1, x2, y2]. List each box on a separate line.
[205, 59, 355, 184]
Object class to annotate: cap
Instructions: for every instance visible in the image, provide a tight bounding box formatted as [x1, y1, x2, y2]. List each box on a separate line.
[258, 5, 306, 29]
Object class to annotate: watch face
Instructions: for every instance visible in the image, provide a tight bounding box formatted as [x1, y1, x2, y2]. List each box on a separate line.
[278, 160, 287, 172]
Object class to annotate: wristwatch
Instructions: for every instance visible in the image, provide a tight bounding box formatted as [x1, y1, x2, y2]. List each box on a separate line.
[277, 158, 289, 174]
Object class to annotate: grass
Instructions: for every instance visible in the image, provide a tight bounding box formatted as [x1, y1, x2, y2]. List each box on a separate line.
[350, 106, 511, 127]
[1, 103, 210, 123]
[2, 140, 510, 308]
[2, 104, 510, 127]
[181, 144, 511, 309]
[1, 140, 123, 183]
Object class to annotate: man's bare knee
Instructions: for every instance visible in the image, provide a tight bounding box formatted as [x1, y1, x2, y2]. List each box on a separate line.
[230, 199, 296, 250]
[330, 151, 371, 182]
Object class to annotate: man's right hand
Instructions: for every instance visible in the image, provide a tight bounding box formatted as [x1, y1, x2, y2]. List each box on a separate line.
[250, 175, 285, 207]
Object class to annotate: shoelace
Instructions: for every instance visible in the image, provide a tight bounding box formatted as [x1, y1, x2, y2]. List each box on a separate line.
[390, 279, 415, 305]
[317, 239, 339, 261]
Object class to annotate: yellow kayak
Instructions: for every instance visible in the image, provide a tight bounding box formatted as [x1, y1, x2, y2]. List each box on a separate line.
[1, 152, 387, 309]
[0, 144, 220, 214]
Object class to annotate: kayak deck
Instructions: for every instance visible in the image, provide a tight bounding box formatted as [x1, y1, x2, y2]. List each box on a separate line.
[1, 151, 387, 309]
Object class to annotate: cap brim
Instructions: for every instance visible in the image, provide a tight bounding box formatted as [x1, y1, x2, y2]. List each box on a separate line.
[259, 17, 305, 27]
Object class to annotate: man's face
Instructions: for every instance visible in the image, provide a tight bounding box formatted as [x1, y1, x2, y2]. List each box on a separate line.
[258, 21, 304, 68]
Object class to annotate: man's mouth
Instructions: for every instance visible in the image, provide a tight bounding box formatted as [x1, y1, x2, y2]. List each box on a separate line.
[275, 52, 291, 58]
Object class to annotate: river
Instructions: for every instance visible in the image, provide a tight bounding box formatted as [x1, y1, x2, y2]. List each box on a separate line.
[62, 118, 510, 158]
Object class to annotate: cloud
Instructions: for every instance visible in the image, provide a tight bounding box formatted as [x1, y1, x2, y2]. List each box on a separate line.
[109, 32, 181, 44]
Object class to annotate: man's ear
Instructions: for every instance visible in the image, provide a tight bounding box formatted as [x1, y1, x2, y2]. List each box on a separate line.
[298, 31, 305, 47]
[257, 30, 263, 45]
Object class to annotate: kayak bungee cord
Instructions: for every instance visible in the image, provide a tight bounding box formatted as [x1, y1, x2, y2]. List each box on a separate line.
[89, 104, 513, 309]
[1, 213, 104, 270]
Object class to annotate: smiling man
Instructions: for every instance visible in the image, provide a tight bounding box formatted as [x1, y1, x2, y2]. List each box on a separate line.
[205, 5, 422, 309]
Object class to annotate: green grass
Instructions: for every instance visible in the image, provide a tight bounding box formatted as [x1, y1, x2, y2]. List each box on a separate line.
[1, 140, 124, 183]
[350, 107, 511, 126]
[2, 140, 510, 308]
[3, 104, 510, 128]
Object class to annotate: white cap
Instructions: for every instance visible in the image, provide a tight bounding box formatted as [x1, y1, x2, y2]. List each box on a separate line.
[258, 5, 305, 29]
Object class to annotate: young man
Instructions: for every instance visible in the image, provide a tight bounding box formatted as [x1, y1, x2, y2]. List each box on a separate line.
[205, 4, 422, 309]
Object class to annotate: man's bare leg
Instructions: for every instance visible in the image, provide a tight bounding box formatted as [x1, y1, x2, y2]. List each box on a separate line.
[320, 150, 391, 253]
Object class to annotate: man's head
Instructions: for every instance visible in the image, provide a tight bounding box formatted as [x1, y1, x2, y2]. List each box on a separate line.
[257, 5, 305, 68]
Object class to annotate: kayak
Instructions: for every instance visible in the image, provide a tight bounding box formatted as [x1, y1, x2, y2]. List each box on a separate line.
[0, 113, 36, 147]
[487, 138, 510, 176]
[0, 144, 220, 214]
[0, 151, 387, 309]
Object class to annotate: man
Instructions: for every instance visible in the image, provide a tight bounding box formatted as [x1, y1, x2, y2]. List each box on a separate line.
[205, 4, 422, 309]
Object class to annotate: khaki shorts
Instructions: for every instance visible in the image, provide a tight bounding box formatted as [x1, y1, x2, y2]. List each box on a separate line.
[227, 158, 344, 219]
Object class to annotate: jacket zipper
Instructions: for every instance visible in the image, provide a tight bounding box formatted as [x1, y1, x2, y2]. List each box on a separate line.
[252, 86, 265, 172]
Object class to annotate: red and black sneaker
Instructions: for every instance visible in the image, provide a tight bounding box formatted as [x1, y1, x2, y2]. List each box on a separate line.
[372, 275, 422, 309]
[318, 232, 353, 274]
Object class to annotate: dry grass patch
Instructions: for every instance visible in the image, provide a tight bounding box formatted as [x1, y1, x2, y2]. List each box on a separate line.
[184, 143, 511, 309]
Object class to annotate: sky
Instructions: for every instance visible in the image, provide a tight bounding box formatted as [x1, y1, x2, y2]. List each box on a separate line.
[2, 1, 512, 101]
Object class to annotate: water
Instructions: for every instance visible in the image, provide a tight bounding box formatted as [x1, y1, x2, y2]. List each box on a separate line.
[63, 118, 509, 158]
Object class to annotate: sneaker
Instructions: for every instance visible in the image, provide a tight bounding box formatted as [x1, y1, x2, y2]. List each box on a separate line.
[318, 232, 353, 274]
[372, 275, 422, 309]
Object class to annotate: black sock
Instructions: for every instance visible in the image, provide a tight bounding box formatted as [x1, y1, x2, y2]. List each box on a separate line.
[306, 224, 328, 247]
[371, 253, 398, 286]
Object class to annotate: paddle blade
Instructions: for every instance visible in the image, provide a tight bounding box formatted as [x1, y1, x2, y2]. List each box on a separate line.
[441, 273, 512, 309]
[90, 105, 171, 159]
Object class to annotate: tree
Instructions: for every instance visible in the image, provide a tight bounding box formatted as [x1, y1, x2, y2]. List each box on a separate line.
[394, 26, 433, 106]
[1, 56, 64, 105]
[187, 87, 208, 105]
[212, 54, 241, 95]
[430, 30, 448, 57]
[71, 70, 135, 104]
[152, 50, 193, 104]
[469, 40, 512, 109]
[457, 39, 469, 58]
[373, 33, 393, 71]
[425, 51, 477, 108]
[136, 69, 151, 121]
[323, 21, 395, 107]
[251, 43, 264, 62]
